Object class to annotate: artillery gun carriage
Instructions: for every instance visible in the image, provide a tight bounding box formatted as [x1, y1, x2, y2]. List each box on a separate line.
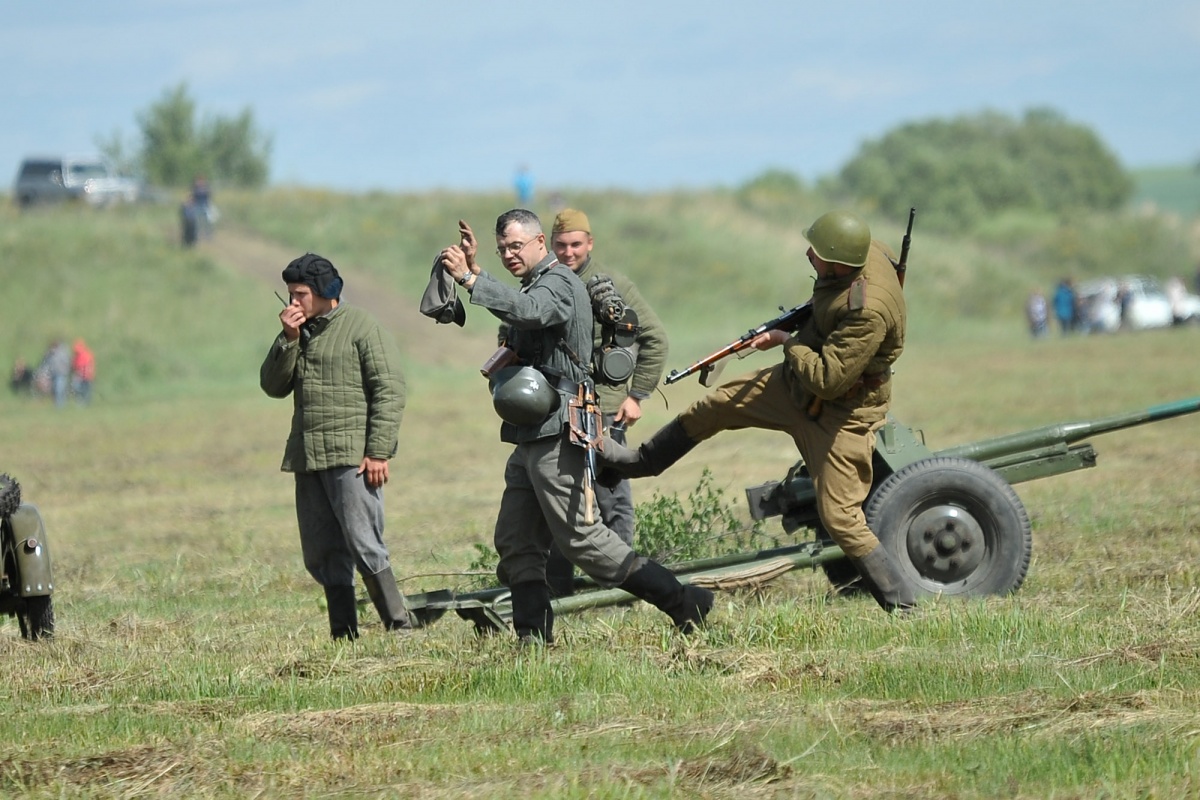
[401, 398, 1200, 633]
[0, 474, 55, 640]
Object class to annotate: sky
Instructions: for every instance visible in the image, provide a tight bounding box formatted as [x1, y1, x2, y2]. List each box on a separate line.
[3, 1, 1198, 194]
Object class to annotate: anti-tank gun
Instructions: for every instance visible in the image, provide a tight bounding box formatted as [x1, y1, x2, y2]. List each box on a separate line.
[399, 396, 1200, 634]
[0, 474, 54, 640]
[744, 396, 1200, 597]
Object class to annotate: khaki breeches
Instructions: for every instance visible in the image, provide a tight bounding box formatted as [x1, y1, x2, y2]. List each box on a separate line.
[679, 363, 882, 559]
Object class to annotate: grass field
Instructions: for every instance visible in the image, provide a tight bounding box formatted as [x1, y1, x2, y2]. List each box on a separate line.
[1, 196, 1198, 798]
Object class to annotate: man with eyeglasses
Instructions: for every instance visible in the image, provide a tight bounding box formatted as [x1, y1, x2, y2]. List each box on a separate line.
[600, 210, 917, 614]
[540, 208, 669, 598]
[437, 209, 712, 644]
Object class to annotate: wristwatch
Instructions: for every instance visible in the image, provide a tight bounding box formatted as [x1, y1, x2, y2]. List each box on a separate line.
[458, 272, 473, 286]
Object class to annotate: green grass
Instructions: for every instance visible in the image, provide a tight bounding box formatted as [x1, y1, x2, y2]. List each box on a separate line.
[1, 197, 1199, 797]
[1132, 164, 1200, 216]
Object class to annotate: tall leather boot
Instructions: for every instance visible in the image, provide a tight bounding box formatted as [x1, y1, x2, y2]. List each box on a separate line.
[510, 581, 555, 645]
[545, 546, 577, 598]
[361, 567, 414, 631]
[600, 417, 699, 480]
[619, 560, 714, 633]
[324, 584, 360, 640]
[849, 546, 917, 613]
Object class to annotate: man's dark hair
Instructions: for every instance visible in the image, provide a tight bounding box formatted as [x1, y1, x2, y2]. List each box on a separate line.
[495, 208, 542, 237]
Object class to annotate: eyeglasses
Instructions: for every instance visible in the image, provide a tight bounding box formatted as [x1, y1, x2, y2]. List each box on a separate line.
[495, 235, 541, 257]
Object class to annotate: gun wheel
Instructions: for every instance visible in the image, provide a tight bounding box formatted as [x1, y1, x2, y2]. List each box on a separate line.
[865, 457, 1032, 597]
[17, 596, 54, 640]
[0, 474, 20, 519]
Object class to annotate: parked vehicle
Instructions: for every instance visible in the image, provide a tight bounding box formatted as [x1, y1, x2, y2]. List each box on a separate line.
[13, 155, 141, 208]
[1077, 274, 1200, 333]
[0, 474, 55, 640]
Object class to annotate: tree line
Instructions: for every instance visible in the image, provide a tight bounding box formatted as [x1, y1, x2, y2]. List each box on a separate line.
[98, 83, 271, 189]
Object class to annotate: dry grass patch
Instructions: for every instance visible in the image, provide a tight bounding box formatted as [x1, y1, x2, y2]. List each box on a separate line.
[847, 689, 1197, 744]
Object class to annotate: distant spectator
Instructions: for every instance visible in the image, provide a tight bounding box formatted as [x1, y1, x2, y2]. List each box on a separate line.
[191, 174, 213, 239]
[1052, 278, 1077, 335]
[41, 339, 71, 407]
[9, 358, 33, 395]
[180, 197, 199, 247]
[71, 339, 95, 405]
[1116, 282, 1133, 331]
[1165, 276, 1189, 324]
[513, 164, 533, 206]
[1025, 290, 1048, 338]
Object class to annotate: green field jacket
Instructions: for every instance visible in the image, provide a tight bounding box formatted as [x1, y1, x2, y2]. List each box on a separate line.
[259, 303, 406, 472]
[783, 240, 905, 424]
[571, 256, 669, 413]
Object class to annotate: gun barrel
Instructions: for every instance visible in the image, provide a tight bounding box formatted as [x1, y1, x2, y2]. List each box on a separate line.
[937, 396, 1200, 463]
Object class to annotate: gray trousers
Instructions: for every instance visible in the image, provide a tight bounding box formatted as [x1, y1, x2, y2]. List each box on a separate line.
[295, 466, 392, 587]
[494, 430, 641, 588]
[546, 416, 633, 585]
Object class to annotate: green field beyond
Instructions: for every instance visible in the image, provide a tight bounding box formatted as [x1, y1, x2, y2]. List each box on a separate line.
[1, 192, 1198, 798]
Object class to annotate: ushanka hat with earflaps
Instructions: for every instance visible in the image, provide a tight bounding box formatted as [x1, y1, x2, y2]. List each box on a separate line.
[282, 253, 343, 299]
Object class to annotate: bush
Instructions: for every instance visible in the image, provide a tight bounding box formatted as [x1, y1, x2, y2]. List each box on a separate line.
[634, 468, 778, 563]
[836, 108, 1133, 231]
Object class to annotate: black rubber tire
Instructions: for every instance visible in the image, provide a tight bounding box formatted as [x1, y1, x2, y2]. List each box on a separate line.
[0, 474, 20, 518]
[18, 595, 54, 641]
[864, 457, 1032, 597]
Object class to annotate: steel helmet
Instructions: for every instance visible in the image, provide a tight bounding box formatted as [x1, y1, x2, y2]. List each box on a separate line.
[803, 210, 871, 268]
[491, 366, 559, 425]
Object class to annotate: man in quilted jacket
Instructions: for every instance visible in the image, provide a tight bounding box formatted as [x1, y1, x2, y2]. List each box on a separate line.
[260, 253, 413, 640]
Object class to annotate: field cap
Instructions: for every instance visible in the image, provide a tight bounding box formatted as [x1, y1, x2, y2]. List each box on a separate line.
[552, 208, 591, 235]
[420, 256, 466, 326]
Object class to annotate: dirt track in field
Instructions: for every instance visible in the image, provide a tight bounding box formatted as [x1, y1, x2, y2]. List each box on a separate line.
[201, 226, 491, 369]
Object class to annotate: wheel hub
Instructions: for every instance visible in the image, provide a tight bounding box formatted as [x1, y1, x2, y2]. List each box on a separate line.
[905, 505, 985, 583]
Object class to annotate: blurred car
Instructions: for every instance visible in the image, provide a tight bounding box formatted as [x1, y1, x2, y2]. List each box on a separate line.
[1077, 275, 1200, 333]
[13, 155, 142, 208]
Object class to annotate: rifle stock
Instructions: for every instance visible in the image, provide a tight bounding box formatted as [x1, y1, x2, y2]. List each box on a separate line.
[568, 382, 603, 524]
[893, 207, 915, 288]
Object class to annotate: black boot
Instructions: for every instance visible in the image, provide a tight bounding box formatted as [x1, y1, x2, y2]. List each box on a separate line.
[620, 560, 714, 633]
[324, 584, 359, 640]
[545, 546, 577, 599]
[361, 567, 414, 631]
[850, 546, 917, 613]
[600, 417, 699, 480]
[510, 581, 555, 645]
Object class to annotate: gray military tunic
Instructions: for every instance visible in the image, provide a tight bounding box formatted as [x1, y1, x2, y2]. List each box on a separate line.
[468, 254, 643, 586]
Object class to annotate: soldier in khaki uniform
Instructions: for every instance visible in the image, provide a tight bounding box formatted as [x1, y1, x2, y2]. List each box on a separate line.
[543, 208, 669, 596]
[602, 210, 916, 612]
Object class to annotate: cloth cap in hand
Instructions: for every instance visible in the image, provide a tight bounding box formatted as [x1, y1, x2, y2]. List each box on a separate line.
[552, 208, 591, 235]
[283, 253, 343, 299]
[419, 256, 466, 326]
